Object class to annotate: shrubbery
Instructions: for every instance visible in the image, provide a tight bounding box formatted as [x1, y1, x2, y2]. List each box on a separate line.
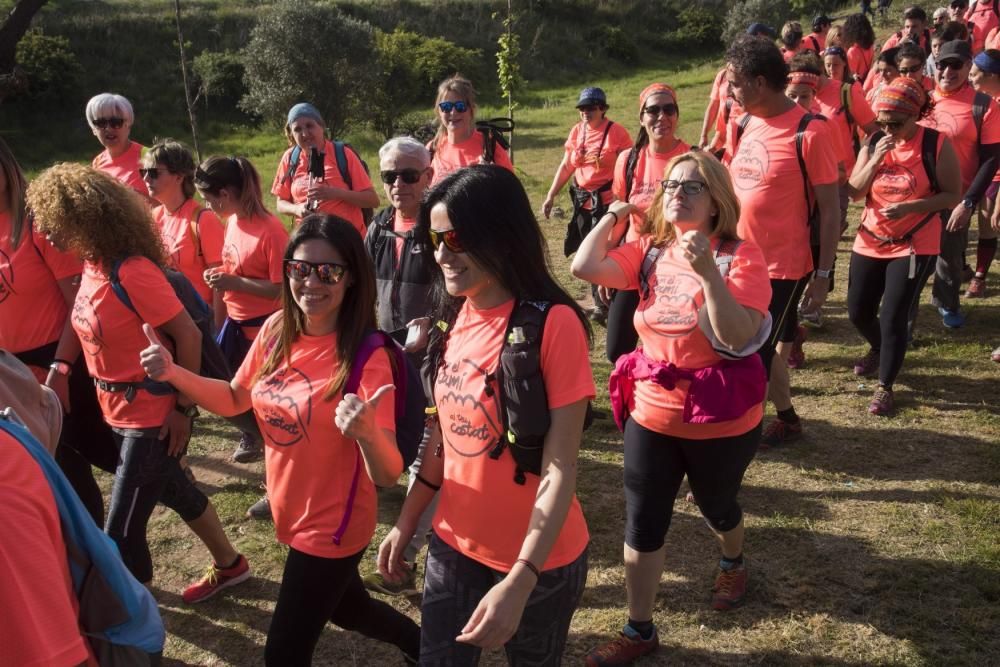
[13, 29, 82, 103]
[722, 0, 793, 46]
[192, 50, 244, 114]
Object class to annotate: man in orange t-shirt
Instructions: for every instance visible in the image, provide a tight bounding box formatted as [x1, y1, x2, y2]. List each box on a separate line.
[724, 35, 840, 448]
[881, 6, 932, 54]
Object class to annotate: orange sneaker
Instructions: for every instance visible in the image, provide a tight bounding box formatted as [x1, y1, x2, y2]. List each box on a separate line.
[712, 563, 747, 611]
[182, 554, 251, 604]
[585, 625, 659, 666]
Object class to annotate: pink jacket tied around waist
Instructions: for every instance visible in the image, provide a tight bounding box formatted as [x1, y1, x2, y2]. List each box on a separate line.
[609, 348, 767, 431]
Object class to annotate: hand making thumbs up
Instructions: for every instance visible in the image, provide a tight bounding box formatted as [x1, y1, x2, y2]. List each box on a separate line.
[139, 323, 176, 382]
[335, 383, 394, 443]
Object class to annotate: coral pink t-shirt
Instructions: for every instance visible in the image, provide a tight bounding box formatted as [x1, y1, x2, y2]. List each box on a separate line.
[808, 102, 852, 173]
[815, 79, 876, 172]
[92, 141, 147, 198]
[881, 31, 930, 53]
[848, 45, 875, 84]
[393, 211, 416, 260]
[432, 300, 593, 572]
[220, 213, 288, 325]
[924, 84, 1000, 191]
[271, 140, 374, 238]
[564, 118, 633, 203]
[987, 26, 1000, 51]
[608, 236, 771, 439]
[153, 199, 224, 303]
[234, 314, 396, 559]
[429, 132, 514, 185]
[73, 258, 182, 429]
[0, 430, 91, 667]
[855, 127, 946, 259]
[725, 105, 839, 279]
[968, 4, 999, 53]
[611, 140, 691, 243]
[0, 214, 81, 356]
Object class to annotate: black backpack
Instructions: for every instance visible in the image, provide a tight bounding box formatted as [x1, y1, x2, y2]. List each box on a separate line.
[475, 117, 515, 164]
[284, 141, 374, 226]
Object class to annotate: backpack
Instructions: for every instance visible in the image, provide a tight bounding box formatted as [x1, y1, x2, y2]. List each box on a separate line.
[0, 412, 165, 665]
[185, 206, 208, 259]
[284, 141, 374, 226]
[332, 331, 423, 544]
[840, 82, 862, 155]
[638, 238, 744, 302]
[476, 117, 515, 164]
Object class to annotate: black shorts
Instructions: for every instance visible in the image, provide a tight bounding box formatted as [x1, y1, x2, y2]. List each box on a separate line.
[759, 277, 810, 374]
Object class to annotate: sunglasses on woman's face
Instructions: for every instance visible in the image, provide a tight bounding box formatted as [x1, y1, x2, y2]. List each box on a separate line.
[94, 117, 125, 130]
[898, 66, 923, 75]
[284, 259, 347, 284]
[876, 119, 906, 131]
[380, 168, 424, 185]
[428, 228, 464, 253]
[438, 100, 469, 113]
[642, 103, 679, 117]
[139, 168, 167, 180]
[661, 179, 708, 195]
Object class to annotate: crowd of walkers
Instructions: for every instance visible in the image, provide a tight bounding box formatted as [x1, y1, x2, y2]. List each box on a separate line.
[2, 4, 999, 666]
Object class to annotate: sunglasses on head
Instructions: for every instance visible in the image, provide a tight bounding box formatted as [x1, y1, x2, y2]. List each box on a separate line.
[438, 100, 469, 113]
[661, 179, 707, 195]
[93, 117, 125, 130]
[139, 167, 167, 180]
[642, 103, 679, 117]
[428, 228, 464, 253]
[284, 259, 347, 284]
[380, 168, 424, 185]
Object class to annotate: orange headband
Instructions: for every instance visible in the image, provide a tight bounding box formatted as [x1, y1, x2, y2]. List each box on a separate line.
[787, 71, 819, 90]
[639, 83, 677, 111]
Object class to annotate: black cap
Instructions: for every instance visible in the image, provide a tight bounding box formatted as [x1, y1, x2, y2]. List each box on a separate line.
[812, 14, 831, 30]
[746, 22, 777, 39]
[938, 39, 973, 64]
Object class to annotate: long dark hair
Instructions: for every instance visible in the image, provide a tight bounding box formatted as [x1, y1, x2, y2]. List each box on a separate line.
[0, 138, 29, 250]
[255, 214, 376, 400]
[421, 165, 591, 384]
[194, 155, 270, 219]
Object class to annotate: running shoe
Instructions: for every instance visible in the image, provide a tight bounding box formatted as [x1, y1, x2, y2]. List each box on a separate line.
[799, 307, 823, 329]
[182, 554, 251, 604]
[961, 264, 975, 283]
[590, 305, 608, 326]
[246, 494, 272, 521]
[585, 624, 659, 666]
[787, 326, 807, 369]
[853, 349, 880, 377]
[363, 566, 418, 596]
[233, 433, 263, 463]
[965, 276, 987, 299]
[760, 419, 802, 449]
[938, 307, 966, 329]
[712, 563, 748, 611]
[868, 387, 894, 416]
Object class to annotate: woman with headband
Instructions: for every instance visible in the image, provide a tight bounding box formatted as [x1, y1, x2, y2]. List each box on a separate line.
[847, 77, 961, 415]
[967, 49, 1000, 301]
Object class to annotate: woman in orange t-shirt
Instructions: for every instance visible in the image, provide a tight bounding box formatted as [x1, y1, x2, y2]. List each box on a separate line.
[847, 78, 961, 416]
[573, 151, 772, 663]
[85, 93, 149, 200]
[378, 165, 593, 664]
[27, 163, 249, 602]
[139, 214, 421, 665]
[428, 75, 515, 186]
[195, 155, 288, 464]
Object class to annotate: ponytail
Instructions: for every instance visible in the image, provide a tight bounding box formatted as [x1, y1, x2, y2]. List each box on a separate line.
[234, 157, 269, 219]
[194, 155, 270, 219]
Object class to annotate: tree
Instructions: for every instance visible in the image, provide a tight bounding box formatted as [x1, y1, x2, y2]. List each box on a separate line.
[0, 0, 49, 101]
[495, 0, 521, 159]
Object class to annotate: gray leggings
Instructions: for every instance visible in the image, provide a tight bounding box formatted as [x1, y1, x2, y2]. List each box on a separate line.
[419, 533, 588, 666]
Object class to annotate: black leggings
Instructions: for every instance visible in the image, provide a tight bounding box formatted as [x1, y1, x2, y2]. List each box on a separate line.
[847, 252, 936, 390]
[623, 418, 761, 552]
[265, 546, 421, 666]
[606, 288, 640, 362]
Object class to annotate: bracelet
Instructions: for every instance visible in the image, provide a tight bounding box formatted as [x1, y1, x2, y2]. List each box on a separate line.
[53, 357, 74, 367]
[414, 473, 441, 491]
[516, 558, 540, 580]
[604, 210, 619, 224]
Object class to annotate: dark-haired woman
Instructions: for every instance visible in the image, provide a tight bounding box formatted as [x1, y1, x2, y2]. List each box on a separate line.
[28, 163, 249, 600]
[847, 77, 961, 415]
[195, 156, 288, 463]
[605, 83, 690, 362]
[843, 13, 876, 83]
[140, 214, 421, 666]
[378, 165, 593, 665]
[573, 150, 771, 665]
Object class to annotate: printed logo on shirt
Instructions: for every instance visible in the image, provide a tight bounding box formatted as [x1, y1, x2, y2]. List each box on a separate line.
[874, 164, 917, 202]
[0, 248, 15, 304]
[926, 110, 959, 137]
[72, 297, 105, 355]
[731, 139, 772, 190]
[640, 270, 702, 337]
[221, 243, 242, 276]
[435, 359, 503, 457]
[253, 365, 314, 447]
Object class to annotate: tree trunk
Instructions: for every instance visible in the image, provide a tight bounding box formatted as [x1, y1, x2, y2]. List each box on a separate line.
[0, 0, 49, 74]
[174, 0, 201, 160]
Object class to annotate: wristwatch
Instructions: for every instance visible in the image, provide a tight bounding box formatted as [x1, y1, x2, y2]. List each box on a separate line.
[49, 360, 72, 377]
[175, 404, 199, 419]
[815, 268, 834, 279]
[962, 197, 976, 210]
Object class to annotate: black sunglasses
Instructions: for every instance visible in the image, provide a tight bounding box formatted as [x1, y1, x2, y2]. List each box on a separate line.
[642, 103, 679, 117]
[876, 119, 906, 131]
[380, 168, 424, 185]
[661, 179, 708, 195]
[939, 60, 968, 72]
[284, 259, 347, 284]
[93, 117, 125, 130]
[139, 167, 167, 180]
[438, 101, 469, 113]
[428, 229, 464, 253]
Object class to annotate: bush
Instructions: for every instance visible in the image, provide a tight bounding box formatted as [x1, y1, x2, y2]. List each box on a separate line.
[240, 1, 378, 135]
[721, 0, 792, 46]
[13, 29, 82, 103]
[591, 25, 638, 64]
[192, 49, 244, 112]
[663, 6, 726, 52]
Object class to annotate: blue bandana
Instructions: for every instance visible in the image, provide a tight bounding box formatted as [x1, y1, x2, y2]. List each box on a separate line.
[287, 102, 324, 127]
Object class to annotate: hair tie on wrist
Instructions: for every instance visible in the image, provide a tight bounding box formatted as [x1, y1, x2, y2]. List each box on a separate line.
[516, 558, 540, 579]
[606, 210, 619, 224]
[414, 473, 441, 492]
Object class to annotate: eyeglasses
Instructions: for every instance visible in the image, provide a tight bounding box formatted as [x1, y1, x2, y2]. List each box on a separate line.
[428, 228, 464, 253]
[380, 168, 424, 185]
[284, 259, 347, 284]
[139, 167, 167, 180]
[661, 179, 708, 195]
[93, 117, 125, 130]
[875, 119, 906, 131]
[898, 66, 923, 75]
[642, 103, 679, 117]
[438, 100, 469, 113]
[939, 60, 967, 71]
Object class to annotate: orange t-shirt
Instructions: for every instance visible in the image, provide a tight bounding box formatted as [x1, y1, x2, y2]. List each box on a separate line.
[92, 141, 147, 198]
[432, 300, 593, 572]
[725, 105, 839, 279]
[429, 132, 515, 185]
[220, 213, 288, 324]
[608, 237, 771, 439]
[804, 32, 826, 54]
[564, 118, 633, 202]
[815, 79, 876, 172]
[968, 4, 999, 53]
[153, 199, 225, 303]
[233, 314, 397, 559]
[987, 26, 1000, 51]
[881, 31, 930, 53]
[713, 89, 743, 152]
[924, 84, 1000, 191]
[855, 127, 946, 259]
[611, 140, 691, 243]
[0, 430, 91, 667]
[72, 258, 183, 429]
[848, 45, 874, 84]
[710, 67, 727, 103]
[809, 102, 852, 174]
[0, 215, 81, 356]
[393, 210, 416, 260]
[270, 140, 374, 237]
